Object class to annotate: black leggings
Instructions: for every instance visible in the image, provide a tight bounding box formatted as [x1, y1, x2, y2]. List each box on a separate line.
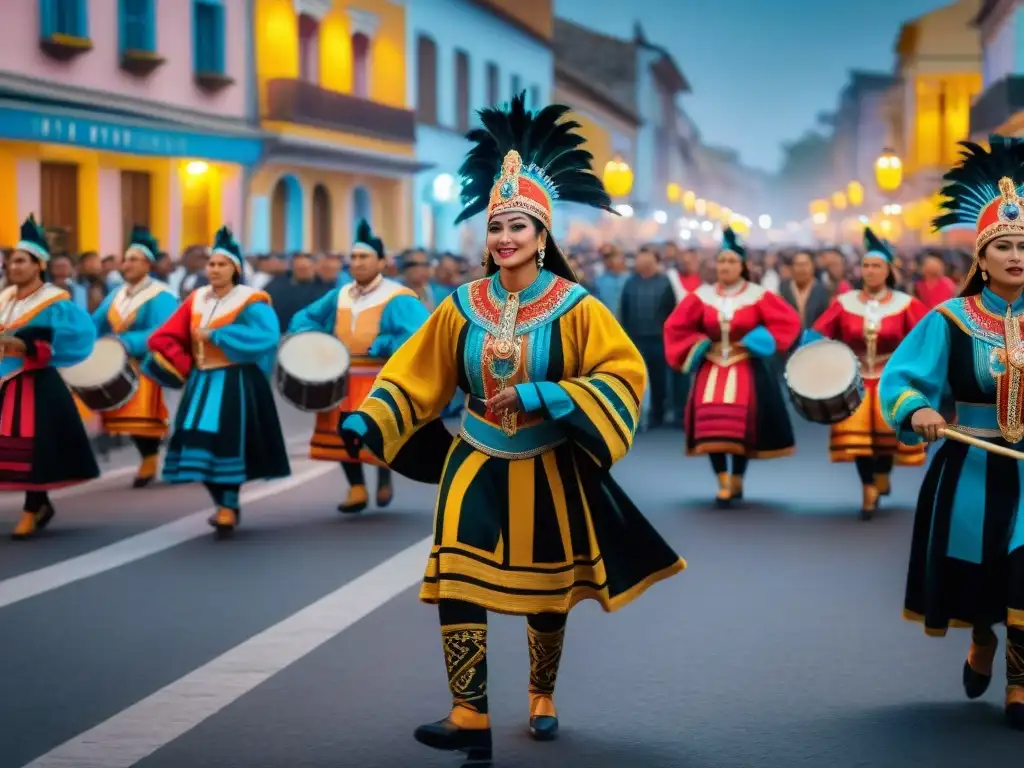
[854, 455, 894, 485]
[131, 436, 161, 458]
[439, 598, 568, 633]
[340, 462, 391, 488]
[24, 491, 51, 513]
[709, 453, 748, 477]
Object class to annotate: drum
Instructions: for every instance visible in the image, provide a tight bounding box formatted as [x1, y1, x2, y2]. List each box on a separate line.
[785, 339, 864, 425]
[60, 337, 139, 412]
[276, 331, 351, 412]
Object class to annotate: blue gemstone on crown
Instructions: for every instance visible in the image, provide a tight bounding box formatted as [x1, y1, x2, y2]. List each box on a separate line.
[500, 180, 515, 199]
[1005, 203, 1021, 221]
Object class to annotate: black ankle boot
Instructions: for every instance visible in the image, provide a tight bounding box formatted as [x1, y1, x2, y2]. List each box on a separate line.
[963, 632, 997, 700]
[413, 718, 492, 764]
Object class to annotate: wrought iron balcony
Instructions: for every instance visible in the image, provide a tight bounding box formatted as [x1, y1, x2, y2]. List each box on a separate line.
[970, 75, 1024, 136]
[264, 79, 416, 144]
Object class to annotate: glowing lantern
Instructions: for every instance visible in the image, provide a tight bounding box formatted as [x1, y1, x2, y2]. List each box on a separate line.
[666, 183, 681, 203]
[847, 181, 864, 207]
[682, 190, 696, 211]
[706, 201, 721, 219]
[831, 191, 847, 211]
[875, 148, 903, 193]
[809, 199, 830, 218]
[602, 158, 634, 198]
[695, 198, 707, 216]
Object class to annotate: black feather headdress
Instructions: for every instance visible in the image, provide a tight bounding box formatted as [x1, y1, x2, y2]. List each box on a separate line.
[211, 226, 242, 270]
[455, 91, 616, 230]
[720, 227, 746, 260]
[862, 227, 893, 264]
[933, 136, 1024, 253]
[16, 215, 50, 263]
[352, 219, 385, 259]
[128, 225, 160, 262]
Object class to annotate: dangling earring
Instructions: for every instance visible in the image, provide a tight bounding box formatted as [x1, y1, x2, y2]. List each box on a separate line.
[537, 247, 546, 269]
[982, 268, 989, 282]
[481, 248, 489, 267]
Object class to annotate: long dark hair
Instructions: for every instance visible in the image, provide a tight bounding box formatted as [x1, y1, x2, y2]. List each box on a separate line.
[958, 248, 986, 297]
[484, 215, 578, 284]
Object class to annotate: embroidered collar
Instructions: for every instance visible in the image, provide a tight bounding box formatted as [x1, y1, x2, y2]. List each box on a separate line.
[980, 286, 1024, 316]
[716, 280, 747, 297]
[460, 269, 584, 336]
[489, 269, 555, 303]
[350, 274, 383, 299]
[861, 287, 891, 303]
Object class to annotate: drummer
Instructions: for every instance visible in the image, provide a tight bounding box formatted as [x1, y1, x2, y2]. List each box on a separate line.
[288, 220, 429, 514]
[1, 215, 100, 539]
[90, 226, 179, 487]
[802, 227, 929, 518]
[142, 226, 291, 535]
[663, 227, 802, 506]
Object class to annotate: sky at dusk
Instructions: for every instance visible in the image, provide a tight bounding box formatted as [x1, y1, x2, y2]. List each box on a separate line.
[554, 0, 955, 173]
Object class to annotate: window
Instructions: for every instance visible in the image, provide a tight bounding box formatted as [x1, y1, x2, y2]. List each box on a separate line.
[416, 35, 438, 123]
[40, 0, 88, 38]
[352, 32, 371, 98]
[192, 0, 225, 74]
[511, 74, 522, 100]
[120, 0, 155, 53]
[486, 62, 499, 106]
[298, 13, 320, 84]
[454, 50, 470, 133]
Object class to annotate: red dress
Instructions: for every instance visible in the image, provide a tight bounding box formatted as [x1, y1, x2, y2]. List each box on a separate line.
[664, 281, 801, 457]
[811, 289, 930, 464]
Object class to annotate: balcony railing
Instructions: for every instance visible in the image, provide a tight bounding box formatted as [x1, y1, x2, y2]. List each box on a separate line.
[264, 79, 416, 144]
[970, 75, 1024, 136]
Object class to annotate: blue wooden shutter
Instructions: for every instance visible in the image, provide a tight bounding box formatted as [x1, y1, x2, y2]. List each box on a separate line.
[193, 0, 225, 74]
[121, 0, 154, 53]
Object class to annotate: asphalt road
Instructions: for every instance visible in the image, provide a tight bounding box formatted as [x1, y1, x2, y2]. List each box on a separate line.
[1, 403, 1021, 768]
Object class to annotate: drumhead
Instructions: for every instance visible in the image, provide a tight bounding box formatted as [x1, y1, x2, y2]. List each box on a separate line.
[278, 331, 351, 382]
[785, 340, 858, 399]
[60, 336, 129, 386]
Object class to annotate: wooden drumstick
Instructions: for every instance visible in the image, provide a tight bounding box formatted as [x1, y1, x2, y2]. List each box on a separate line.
[939, 427, 1024, 461]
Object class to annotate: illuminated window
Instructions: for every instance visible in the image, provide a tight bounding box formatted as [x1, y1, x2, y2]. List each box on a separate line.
[120, 0, 155, 53]
[40, 0, 88, 38]
[352, 32, 370, 98]
[193, 0, 225, 75]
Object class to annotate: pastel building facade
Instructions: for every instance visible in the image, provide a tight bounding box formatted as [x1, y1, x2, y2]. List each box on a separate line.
[0, 0, 261, 257]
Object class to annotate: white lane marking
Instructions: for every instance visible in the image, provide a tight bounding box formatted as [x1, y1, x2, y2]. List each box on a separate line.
[21, 535, 430, 768]
[0, 433, 313, 510]
[0, 463, 334, 611]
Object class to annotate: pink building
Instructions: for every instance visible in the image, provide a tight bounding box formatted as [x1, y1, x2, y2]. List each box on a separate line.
[0, 0, 261, 258]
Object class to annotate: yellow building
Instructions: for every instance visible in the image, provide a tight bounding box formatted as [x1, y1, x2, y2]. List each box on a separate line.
[885, 0, 983, 243]
[251, 0, 425, 254]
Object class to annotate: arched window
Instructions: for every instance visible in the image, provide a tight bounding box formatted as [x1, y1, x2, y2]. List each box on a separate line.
[352, 32, 370, 98]
[270, 175, 303, 253]
[311, 184, 331, 252]
[298, 12, 320, 84]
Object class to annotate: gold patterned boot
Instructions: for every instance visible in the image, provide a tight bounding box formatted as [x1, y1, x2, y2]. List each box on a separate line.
[527, 619, 566, 741]
[715, 473, 733, 508]
[133, 453, 159, 488]
[413, 622, 492, 764]
[1006, 626, 1024, 730]
[963, 626, 997, 699]
[860, 484, 879, 520]
[338, 484, 368, 514]
[730, 474, 744, 501]
[874, 472, 892, 497]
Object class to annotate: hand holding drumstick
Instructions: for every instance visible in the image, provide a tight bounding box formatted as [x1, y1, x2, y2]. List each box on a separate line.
[911, 408, 946, 443]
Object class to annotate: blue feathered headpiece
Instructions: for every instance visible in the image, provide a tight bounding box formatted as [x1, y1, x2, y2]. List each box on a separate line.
[211, 226, 242, 271]
[127, 225, 159, 262]
[352, 219, 385, 259]
[862, 227, 893, 264]
[16, 215, 50, 263]
[721, 227, 746, 260]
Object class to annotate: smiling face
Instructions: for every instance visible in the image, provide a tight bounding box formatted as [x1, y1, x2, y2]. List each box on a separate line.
[861, 256, 890, 291]
[485, 212, 546, 270]
[122, 247, 152, 283]
[205, 253, 237, 290]
[980, 234, 1024, 290]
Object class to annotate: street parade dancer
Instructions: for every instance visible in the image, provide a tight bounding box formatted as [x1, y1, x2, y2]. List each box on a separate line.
[663, 226, 801, 507]
[803, 227, 929, 518]
[91, 226, 179, 488]
[879, 136, 1024, 729]
[1, 216, 99, 539]
[288, 219, 428, 513]
[143, 226, 290, 535]
[339, 93, 686, 765]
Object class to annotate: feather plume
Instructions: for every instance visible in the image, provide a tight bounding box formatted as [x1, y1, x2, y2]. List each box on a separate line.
[933, 136, 1024, 231]
[721, 226, 746, 259]
[455, 91, 615, 225]
[863, 226, 892, 261]
[353, 218, 385, 258]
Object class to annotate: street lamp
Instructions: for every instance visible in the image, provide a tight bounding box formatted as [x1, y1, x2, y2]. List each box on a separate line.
[432, 173, 458, 203]
[602, 158, 633, 198]
[874, 148, 903, 193]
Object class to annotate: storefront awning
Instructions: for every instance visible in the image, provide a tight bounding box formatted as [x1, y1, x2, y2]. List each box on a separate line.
[262, 134, 434, 178]
[0, 98, 266, 165]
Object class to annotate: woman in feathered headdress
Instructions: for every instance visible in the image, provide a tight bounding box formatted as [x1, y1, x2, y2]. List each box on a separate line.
[90, 225, 179, 488]
[801, 227, 929, 518]
[879, 136, 1024, 729]
[142, 226, 291, 536]
[0, 216, 100, 539]
[339, 93, 685, 761]
[287, 218, 429, 514]
[663, 226, 802, 507]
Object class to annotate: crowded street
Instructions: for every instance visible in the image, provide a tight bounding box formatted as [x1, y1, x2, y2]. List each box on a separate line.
[0, 398, 1020, 768]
